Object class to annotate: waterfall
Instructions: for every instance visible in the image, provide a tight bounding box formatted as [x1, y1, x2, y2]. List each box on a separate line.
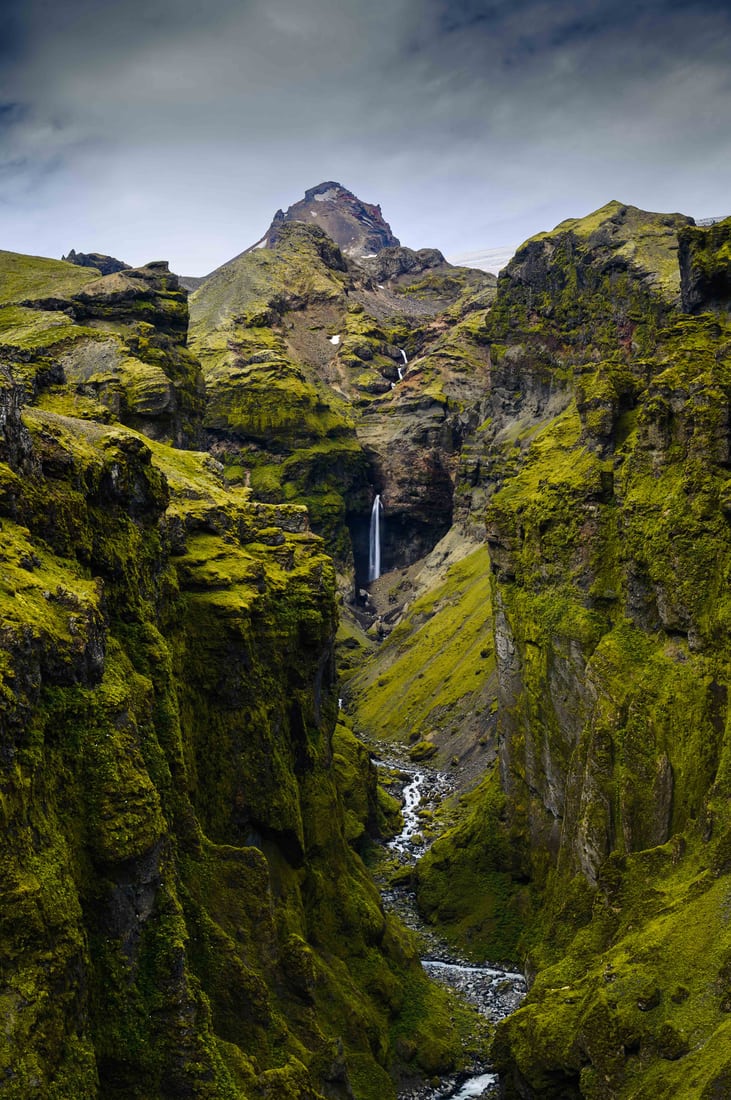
[368, 494, 383, 582]
[400, 348, 408, 365]
[396, 348, 407, 382]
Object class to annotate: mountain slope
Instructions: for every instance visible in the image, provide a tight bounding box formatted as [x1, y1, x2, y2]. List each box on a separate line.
[188, 198, 496, 582]
[348, 203, 731, 1097]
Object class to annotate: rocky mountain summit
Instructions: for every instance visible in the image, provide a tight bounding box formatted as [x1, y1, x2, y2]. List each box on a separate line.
[249, 180, 401, 258]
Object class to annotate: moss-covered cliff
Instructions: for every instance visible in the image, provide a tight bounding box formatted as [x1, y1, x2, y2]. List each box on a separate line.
[349, 202, 731, 1097]
[8, 194, 729, 1099]
[188, 222, 495, 579]
[0, 252, 473, 1098]
[0, 250, 205, 447]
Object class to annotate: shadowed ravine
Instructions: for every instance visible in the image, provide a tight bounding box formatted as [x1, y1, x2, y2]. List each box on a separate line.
[371, 754, 526, 1099]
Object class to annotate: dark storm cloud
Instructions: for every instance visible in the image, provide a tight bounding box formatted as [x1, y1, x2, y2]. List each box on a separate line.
[0, 0, 729, 271]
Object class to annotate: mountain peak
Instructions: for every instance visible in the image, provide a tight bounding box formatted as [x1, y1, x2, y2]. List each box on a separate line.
[250, 181, 400, 259]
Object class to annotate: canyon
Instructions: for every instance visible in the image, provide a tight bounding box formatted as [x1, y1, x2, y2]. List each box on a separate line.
[0, 185, 730, 1098]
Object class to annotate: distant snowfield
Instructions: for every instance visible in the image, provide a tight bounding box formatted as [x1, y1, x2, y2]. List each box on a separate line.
[447, 244, 517, 274]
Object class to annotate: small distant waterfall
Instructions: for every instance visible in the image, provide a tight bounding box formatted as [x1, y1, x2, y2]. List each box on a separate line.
[368, 494, 383, 582]
[400, 348, 408, 365]
[397, 348, 407, 381]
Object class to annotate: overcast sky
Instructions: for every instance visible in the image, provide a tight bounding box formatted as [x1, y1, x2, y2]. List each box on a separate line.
[1, 0, 729, 274]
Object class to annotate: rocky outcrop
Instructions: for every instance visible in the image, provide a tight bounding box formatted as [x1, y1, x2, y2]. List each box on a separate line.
[678, 216, 731, 313]
[62, 248, 131, 276]
[0, 252, 204, 447]
[508, 200, 693, 304]
[251, 180, 400, 259]
[360, 246, 446, 281]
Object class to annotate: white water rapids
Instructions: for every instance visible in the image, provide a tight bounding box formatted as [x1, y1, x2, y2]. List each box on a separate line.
[388, 772, 424, 853]
[373, 756, 526, 1099]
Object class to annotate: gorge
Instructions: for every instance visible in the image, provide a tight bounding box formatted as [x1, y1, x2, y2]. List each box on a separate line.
[0, 183, 730, 1099]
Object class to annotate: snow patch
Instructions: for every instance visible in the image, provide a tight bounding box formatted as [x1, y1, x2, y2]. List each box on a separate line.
[314, 188, 338, 202]
[329, 334, 341, 345]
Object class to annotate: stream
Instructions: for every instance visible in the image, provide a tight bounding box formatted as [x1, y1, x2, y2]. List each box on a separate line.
[373, 756, 527, 1100]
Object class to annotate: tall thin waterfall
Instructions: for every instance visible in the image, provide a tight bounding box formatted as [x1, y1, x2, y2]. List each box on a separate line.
[397, 348, 407, 381]
[368, 494, 383, 582]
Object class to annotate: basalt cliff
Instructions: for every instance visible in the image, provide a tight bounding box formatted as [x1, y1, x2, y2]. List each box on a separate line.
[1, 187, 730, 1100]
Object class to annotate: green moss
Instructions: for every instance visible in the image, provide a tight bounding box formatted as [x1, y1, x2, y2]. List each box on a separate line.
[416, 766, 529, 961]
[0, 304, 97, 350]
[349, 547, 497, 747]
[526, 201, 690, 301]
[0, 375, 467, 1099]
[0, 249, 99, 305]
[495, 844, 731, 1097]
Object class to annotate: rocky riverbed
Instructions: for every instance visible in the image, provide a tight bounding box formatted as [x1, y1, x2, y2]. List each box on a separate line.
[371, 753, 526, 1100]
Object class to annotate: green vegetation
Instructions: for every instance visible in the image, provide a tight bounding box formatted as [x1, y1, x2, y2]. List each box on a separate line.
[5, 198, 730, 1098]
[0, 250, 204, 445]
[348, 206, 731, 1096]
[0, 248, 99, 304]
[475, 208, 731, 1095]
[526, 200, 692, 301]
[0, 242, 475, 1098]
[348, 546, 497, 751]
[416, 767, 530, 962]
[188, 228, 375, 563]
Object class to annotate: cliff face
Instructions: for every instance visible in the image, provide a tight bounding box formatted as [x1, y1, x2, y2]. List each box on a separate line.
[405, 204, 731, 1097]
[0, 252, 468, 1099]
[0, 250, 205, 447]
[188, 215, 495, 581]
[679, 216, 731, 313]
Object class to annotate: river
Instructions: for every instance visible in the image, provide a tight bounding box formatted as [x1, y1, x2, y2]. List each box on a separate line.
[372, 755, 526, 1100]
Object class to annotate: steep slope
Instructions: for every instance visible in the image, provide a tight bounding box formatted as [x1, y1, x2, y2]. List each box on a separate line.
[0, 250, 204, 447]
[348, 202, 731, 1097]
[189, 202, 496, 581]
[0, 251, 473, 1099]
[188, 222, 369, 563]
[250, 180, 400, 258]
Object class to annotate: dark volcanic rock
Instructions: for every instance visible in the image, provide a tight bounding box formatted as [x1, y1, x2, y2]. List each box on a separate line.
[70, 261, 188, 336]
[679, 216, 731, 313]
[62, 248, 130, 275]
[251, 180, 400, 258]
[360, 246, 446, 281]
